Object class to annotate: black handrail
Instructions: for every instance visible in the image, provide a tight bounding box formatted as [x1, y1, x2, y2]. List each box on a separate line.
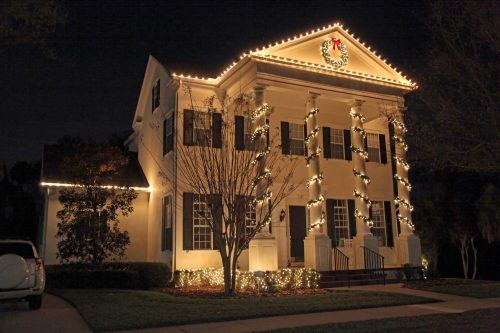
[362, 246, 385, 285]
[333, 247, 350, 287]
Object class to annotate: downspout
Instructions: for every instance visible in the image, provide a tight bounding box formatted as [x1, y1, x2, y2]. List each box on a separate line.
[170, 83, 179, 282]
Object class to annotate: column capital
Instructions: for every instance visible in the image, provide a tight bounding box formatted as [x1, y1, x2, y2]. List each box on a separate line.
[349, 99, 365, 108]
[307, 91, 321, 102]
[253, 84, 267, 93]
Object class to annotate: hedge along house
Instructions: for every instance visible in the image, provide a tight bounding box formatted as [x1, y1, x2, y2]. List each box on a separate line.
[40, 23, 421, 273]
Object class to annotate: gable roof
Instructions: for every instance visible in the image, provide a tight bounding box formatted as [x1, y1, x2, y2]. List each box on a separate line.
[170, 22, 416, 90]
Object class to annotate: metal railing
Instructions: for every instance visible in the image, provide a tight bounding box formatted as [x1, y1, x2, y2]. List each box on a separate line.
[362, 246, 385, 285]
[333, 247, 350, 287]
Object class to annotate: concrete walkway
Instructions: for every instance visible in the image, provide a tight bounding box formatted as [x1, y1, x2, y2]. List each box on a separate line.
[0, 293, 91, 333]
[116, 284, 500, 333]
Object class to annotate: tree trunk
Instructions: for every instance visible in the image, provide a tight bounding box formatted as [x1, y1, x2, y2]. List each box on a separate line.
[459, 237, 469, 279]
[471, 237, 478, 280]
[222, 257, 232, 295]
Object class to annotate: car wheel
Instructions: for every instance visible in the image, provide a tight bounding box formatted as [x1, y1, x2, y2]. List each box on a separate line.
[28, 295, 42, 310]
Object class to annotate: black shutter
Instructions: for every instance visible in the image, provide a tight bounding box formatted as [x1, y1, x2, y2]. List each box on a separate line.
[212, 112, 222, 148]
[347, 199, 356, 238]
[323, 127, 331, 159]
[281, 122, 290, 155]
[384, 201, 394, 247]
[183, 192, 193, 250]
[162, 119, 167, 156]
[388, 122, 400, 234]
[151, 85, 155, 112]
[303, 123, 308, 156]
[266, 119, 270, 148]
[364, 136, 369, 161]
[168, 114, 175, 153]
[156, 80, 160, 108]
[235, 116, 245, 150]
[379, 134, 387, 164]
[326, 199, 336, 247]
[183, 109, 194, 146]
[343, 130, 352, 161]
[211, 194, 222, 250]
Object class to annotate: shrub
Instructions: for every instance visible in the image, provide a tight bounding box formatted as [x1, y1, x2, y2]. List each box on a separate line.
[174, 268, 319, 291]
[46, 262, 171, 289]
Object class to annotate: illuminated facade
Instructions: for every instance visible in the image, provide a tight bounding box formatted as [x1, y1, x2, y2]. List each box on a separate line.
[41, 23, 421, 270]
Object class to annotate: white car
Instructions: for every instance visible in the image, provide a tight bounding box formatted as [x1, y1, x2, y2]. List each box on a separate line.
[0, 240, 45, 309]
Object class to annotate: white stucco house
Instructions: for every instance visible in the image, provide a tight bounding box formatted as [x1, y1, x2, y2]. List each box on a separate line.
[40, 23, 421, 274]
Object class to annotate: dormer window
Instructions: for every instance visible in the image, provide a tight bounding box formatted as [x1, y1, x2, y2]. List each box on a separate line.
[152, 79, 160, 112]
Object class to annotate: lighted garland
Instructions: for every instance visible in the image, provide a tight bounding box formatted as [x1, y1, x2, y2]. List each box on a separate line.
[354, 209, 373, 227]
[252, 147, 270, 165]
[393, 135, 408, 151]
[349, 110, 366, 122]
[391, 119, 407, 133]
[321, 38, 349, 68]
[394, 156, 410, 170]
[251, 123, 270, 141]
[251, 103, 273, 121]
[353, 189, 372, 207]
[306, 172, 324, 188]
[304, 107, 320, 121]
[309, 212, 326, 230]
[307, 194, 324, 209]
[175, 268, 320, 290]
[351, 125, 366, 138]
[397, 213, 415, 231]
[304, 126, 320, 144]
[395, 196, 414, 212]
[253, 191, 272, 205]
[252, 169, 271, 186]
[394, 174, 412, 191]
[350, 145, 369, 160]
[353, 169, 371, 184]
[305, 148, 322, 166]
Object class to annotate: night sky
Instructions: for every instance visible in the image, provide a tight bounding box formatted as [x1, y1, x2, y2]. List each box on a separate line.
[0, 0, 427, 166]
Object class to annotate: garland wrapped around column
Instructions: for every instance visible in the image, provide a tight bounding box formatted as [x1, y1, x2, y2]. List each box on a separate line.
[304, 100, 326, 231]
[391, 116, 415, 232]
[349, 100, 373, 233]
[251, 91, 273, 233]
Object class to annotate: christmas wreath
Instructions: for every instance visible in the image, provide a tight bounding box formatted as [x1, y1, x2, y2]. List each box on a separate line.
[321, 38, 349, 68]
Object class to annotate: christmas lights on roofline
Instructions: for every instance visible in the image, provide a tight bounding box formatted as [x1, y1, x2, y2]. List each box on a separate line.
[170, 22, 417, 88]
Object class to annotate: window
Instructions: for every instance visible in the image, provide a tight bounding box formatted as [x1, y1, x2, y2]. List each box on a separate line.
[244, 199, 256, 239]
[330, 128, 345, 159]
[194, 111, 212, 147]
[161, 196, 172, 251]
[193, 194, 212, 249]
[152, 80, 160, 112]
[371, 201, 387, 246]
[289, 123, 305, 156]
[243, 117, 256, 151]
[163, 114, 174, 155]
[367, 133, 381, 162]
[333, 199, 350, 246]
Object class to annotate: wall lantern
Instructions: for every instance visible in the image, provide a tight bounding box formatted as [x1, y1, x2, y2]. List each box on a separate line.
[279, 209, 286, 222]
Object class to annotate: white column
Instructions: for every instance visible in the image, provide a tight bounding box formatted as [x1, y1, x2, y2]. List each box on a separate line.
[349, 99, 378, 269]
[248, 85, 278, 271]
[393, 107, 421, 266]
[304, 92, 331, 271]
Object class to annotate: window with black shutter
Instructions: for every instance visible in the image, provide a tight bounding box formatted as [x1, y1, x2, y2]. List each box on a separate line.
[163, 114, 174, 155]
[347, 199, 356, 238]
[343, 129, 352, 161]
[379, 134, 387, 164]
[183, 192, 193, 250]
[162, 196, 172, 251]
[281, 122, 290, 155]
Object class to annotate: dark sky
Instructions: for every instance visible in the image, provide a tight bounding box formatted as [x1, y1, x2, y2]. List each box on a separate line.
[0, 0, 427, 166]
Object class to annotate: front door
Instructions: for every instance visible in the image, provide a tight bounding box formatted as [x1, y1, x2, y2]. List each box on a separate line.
[289, 205, 306, 260]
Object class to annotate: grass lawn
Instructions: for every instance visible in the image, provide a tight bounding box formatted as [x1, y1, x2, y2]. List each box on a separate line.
[261, 307, 500, 333]
[52, 289, 437, 332]
[407, 279, 500, 298]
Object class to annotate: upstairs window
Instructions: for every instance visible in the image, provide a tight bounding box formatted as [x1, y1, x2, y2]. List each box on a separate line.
[183, 110, 222, 148]
[289, 122, 306, 156]
[152, 80, 160, 112]
[194, 112, 212, 147]
[163, 113, 174, 155]
[330, 128, 345, 159]
[235, 116, 256, 151]
[366, 133, 381, 162]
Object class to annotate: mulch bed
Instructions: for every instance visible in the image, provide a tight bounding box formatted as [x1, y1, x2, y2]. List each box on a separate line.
[157, 286, 328, 298]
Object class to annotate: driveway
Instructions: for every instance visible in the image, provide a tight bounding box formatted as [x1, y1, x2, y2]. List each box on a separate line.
[0, 293, 90, 333]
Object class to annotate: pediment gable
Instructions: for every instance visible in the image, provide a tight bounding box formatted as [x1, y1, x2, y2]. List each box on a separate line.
[251, 24, 414, 89]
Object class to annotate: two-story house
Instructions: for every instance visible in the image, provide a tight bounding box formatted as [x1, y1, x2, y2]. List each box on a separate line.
[41, 23, 421, 273]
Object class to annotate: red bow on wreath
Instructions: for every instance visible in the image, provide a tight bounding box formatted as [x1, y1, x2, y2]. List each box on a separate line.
[331, 38, 341, 50]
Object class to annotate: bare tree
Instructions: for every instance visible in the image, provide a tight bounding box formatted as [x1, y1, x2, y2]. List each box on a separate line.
[174, 88, 299, 295]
